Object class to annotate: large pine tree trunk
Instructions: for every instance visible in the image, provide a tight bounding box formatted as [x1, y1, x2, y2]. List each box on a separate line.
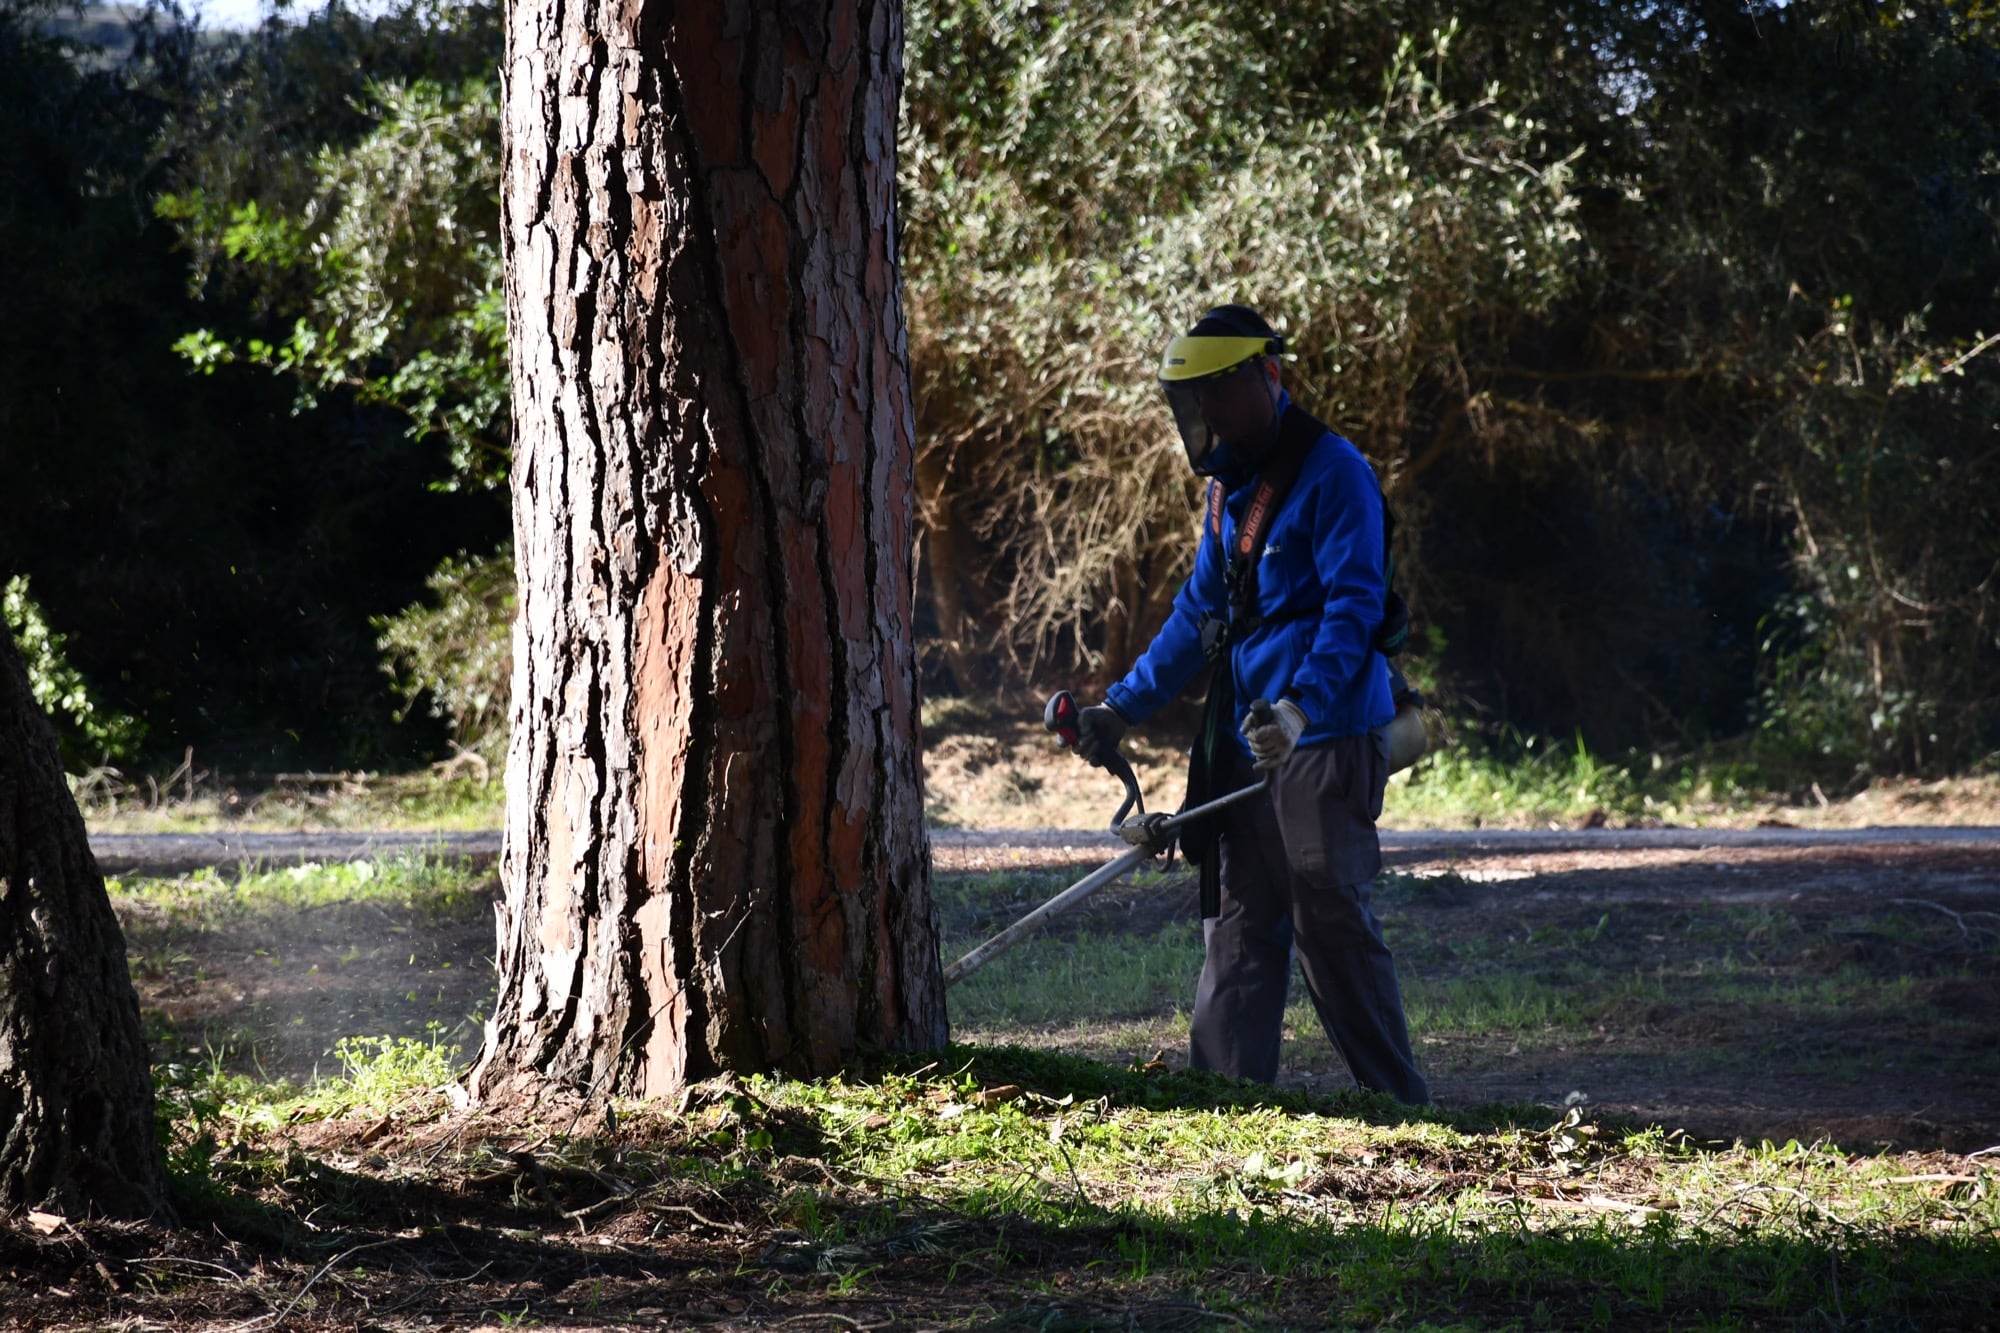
[472, 0, 947, 1103]
[0, 633, 165, 1217]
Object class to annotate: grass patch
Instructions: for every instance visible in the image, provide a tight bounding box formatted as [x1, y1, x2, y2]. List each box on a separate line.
[86, 849, 1995, 1327]
[137, 1045, 2000, 1329]
[109, 852, 493, 926]
[158, 1024, 463, 1148]
[318, 1027, 465, 1116]
[953, 928, 1201, 1029]
[115, 854, 495, 1088]
[1385, 729, 1768, 830]
[936, 868, 1202, 1048]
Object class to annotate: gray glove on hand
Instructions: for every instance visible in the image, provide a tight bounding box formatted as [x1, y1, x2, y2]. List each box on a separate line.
[1243, 698, 1307, 771]
[1074, 703, 1128, 766]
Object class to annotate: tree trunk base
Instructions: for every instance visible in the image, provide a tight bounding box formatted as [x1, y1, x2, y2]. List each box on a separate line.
[0, 635, 167, 1219]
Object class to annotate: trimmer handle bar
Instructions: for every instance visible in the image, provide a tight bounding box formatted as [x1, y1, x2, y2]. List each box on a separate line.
[942, 770, 1270, 987]
[1044, 690, 1145, 828]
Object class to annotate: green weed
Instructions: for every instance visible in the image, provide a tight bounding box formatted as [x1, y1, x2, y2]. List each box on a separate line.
[157, 1025, 460, 1183]
[314, 1024, 463, 1117]
[155, 1047, 296, 1173]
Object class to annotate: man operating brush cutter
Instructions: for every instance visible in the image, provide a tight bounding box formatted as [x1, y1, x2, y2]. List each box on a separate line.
[1064, 304, 1430, 1104]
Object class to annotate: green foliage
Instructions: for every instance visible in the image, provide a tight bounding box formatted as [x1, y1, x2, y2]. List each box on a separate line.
[121, 0, 2000, 777]
[373, 548, 515, 760]
[1389, 727, 1758, 829]
[1513, 2, 2000, 775]
[0, 0, 509, 771]
[154, 1049, 295, 1182]
[145, 3, 514, 761]
[4, 575, 145, 764]
[894, 0, 2000, 776]
[159, 74, 506, 487]
[155, 1025, 459, 1180]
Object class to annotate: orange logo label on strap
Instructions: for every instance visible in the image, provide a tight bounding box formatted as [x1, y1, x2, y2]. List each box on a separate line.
[1238, 479, 1279, 559]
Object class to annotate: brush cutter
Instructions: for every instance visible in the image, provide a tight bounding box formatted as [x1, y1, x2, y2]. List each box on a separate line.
[942, 694, 1272, 988]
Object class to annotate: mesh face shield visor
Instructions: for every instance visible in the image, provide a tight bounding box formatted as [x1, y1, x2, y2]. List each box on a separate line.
[1162, 373, 1227, 474]
[1159, 348, 1275, 475]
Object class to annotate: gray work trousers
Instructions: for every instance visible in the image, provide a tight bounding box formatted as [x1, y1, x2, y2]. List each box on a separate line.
[1188, 737, 1430, 1105]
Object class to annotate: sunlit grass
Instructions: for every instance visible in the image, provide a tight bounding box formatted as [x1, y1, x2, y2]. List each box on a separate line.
[1381, 728, 1765, 829]
[109, 852, 492, 925]
[751, 1054, 1998, 1324]
[154, 1044, 2000, 1327]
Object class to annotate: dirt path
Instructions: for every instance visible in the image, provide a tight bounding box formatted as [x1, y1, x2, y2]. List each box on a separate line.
[929, 822, 2000, 870]
[91, 822, 2000, 877]
[1376, 843, 2000, 1151]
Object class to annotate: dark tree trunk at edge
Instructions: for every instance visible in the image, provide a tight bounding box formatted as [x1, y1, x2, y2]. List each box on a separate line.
[471, 0, 947, 1103]
[0, 632, 166, 1217]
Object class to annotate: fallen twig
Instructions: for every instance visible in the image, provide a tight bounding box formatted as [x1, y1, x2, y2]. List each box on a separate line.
[127, 1256, 255, 1284]
[645, 1201, 742, 1233]
[1888, 897, 2000, 943]
[226, 1236, 406, 1331]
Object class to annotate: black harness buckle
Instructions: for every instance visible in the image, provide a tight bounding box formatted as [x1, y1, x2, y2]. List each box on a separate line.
[1199, 613, 1231, 663]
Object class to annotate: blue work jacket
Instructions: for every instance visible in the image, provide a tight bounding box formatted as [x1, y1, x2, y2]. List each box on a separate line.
[1104, 415, 1394, 755]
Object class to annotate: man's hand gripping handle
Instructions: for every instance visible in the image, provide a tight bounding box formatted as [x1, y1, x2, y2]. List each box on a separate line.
[1045, 690, 1145, 828]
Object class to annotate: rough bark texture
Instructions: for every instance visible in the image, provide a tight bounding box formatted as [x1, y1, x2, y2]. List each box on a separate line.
[471, 0, 947, 1102]
[0, 633, 166, 1217]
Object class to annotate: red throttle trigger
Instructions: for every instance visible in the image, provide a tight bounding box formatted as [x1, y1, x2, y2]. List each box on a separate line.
[1044, 690, 1082, 749]
[1044, 690, 1145, 830]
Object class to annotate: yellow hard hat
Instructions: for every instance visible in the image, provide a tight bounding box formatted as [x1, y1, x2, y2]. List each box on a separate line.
[1159, 334, 1280, 383]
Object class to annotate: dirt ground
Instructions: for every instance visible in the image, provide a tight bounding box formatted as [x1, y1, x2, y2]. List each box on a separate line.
[122, 884, 496, 1087]
[117, 837, 2000, 1157]
[1392, 842, 2000, 1152]
[937, 839, 2000, 1154]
